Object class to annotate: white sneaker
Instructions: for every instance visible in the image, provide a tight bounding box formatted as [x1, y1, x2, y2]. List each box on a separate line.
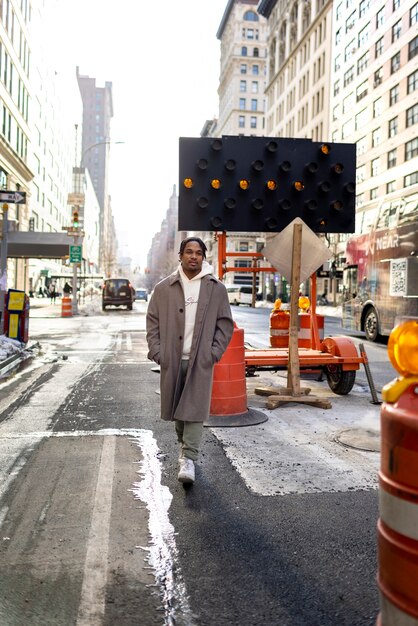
[178, 458, 195, 484]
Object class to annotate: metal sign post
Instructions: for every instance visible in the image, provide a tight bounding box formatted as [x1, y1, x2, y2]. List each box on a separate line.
[0, 203, 9, 334]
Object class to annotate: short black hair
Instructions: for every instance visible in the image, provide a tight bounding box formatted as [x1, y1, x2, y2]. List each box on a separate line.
[179, 237, 207, 258]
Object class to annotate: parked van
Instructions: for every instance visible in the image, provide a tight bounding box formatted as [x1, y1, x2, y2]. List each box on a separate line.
[102, 278, 135, 311]
[226, 285, 253, 306]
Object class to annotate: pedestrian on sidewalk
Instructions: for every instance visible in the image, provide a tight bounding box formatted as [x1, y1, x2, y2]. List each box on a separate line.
[146, 237, 234, 485]
[49, 283, 57, 304]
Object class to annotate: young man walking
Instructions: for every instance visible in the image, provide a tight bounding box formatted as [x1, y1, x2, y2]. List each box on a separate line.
[146, 237, 234, 484]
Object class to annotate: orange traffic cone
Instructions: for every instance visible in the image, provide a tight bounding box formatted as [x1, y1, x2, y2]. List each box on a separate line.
[205, 322, 267, 427]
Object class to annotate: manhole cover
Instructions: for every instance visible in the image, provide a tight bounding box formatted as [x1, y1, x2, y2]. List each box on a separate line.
[334, 428, 380, 452]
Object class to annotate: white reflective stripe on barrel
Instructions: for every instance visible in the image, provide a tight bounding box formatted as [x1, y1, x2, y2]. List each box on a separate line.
[270, 329, 289, 336]
[380, 592, 418, 625]
[298, 328, 324, 339]
[380, 488, 418, 541]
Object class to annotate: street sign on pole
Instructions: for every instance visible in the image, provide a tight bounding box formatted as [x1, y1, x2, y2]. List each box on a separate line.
[0, 191, 26, 205]
[69, 245, 82, 263]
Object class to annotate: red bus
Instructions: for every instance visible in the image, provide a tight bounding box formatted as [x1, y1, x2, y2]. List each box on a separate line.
[342, 191, 418, 341]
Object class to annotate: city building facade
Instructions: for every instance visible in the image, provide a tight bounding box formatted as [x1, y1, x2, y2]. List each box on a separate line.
[76, 69, 117, 276]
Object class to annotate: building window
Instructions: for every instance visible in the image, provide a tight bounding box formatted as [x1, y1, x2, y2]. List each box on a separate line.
[252, 64, 259, 75]
[389, 84, 399, 105]
[391, 51, 401, 73]
[410, 2, 418, 25]
[355, 108, 367, 130]
[356, 164, 366, 182]
[239, 98, 246, 110]
[357, 52, 369, 74]
[344, 66, 354, 86]
[376, 7, 385, 28]
[392, 19, 402, 42]
[393, 0, 400, 9]
[373, 97, 383, 117]
[241, 46, 247, 56]
[387, 180, 396, 193]
[405, 171, 418, 186]
[405, 138, 418, 160]
[406, 103, 418, 127]
[334, 79, 340, 96]
[250, 116, 257, 129]
[388, 117, 398, 137]
[357, 80, 368, 101]
[407, 69, 418, 93]
[372, 127, 381, 147]
[335, 54, 341, 71]
[371, 157, 380, 176]
[336, 2, 342, 19]
[374, 67, 383, 86]
[346, 11, 356, 32]
[240, 80, 247, 92]
[251, 99, 257, 111]
[335, 27, 342, 45]
[246, 28, 254, 40]
[358, 24, 369, 47]
[244, 10, 259, 21]
[239, 115, 245, 128]
[345, 39, 356, 61]
[253, 48, 259, 57]
[359, 0, 370, 18]
[357, 136, 367, 155]
[370, 187, 378, 200]
[240, 64, 247, 74]
[375, 37, 384, 57]
[409, 36, 418, 60]
[251, 81, 258, 93]
[387, 149, 397, 168]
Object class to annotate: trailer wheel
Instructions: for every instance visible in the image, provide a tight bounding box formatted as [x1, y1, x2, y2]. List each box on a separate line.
[325, 365, 356, 395]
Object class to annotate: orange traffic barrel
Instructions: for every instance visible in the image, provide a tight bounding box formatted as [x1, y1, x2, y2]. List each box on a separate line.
[377, 377, 418, 624]
[269, 309, 290, 348]
[61, 296, 72, 317]
[206, 322, 267, 427]
[298, 313, 324, 348]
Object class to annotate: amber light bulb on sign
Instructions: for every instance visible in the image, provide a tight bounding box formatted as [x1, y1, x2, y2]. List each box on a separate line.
[388, 320, 418, 376]
[294, 181, 305, 191]
[210, 179, 221, 190]
[183, 178, 193, 189]
[239, 179, 250, 190]
[266, 180, 277, 191]
[320, 144, 331, 155]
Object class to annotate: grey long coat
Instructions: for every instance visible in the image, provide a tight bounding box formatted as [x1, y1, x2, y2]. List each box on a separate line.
[146, 270, 234, 422]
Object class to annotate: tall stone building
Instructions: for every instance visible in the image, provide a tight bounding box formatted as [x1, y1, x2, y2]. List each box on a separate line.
[76, 69, 117, 276]
[207, 0, 271, 295]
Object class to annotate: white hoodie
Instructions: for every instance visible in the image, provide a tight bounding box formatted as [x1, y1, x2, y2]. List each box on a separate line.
[179, 260, 214, 359]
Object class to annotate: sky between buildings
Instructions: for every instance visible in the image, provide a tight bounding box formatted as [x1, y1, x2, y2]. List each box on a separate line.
[46, 0, 228, 270]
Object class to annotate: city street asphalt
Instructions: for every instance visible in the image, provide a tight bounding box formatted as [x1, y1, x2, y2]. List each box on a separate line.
[2, 294, 382, 463]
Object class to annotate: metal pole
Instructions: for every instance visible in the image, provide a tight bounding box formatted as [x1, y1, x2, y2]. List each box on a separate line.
[72, 234, 79, 315]
[358, 343, 381, 405]
[0, 203, 9, 334]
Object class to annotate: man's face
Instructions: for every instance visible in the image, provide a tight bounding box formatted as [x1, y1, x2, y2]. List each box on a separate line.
[180, 241, 204, 278]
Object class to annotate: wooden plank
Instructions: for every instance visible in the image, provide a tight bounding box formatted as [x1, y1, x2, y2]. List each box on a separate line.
[255, 386, 311, 397]
[287, 223, 302, 395]
[266, 395, 332, 409]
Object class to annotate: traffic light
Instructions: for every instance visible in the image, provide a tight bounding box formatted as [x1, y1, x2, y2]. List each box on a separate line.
[179, 136, 356, 234]
[72, 207, 80, 228]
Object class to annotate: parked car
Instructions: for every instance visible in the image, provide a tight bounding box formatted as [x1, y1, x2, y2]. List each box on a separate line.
[135, 288, 148, 302]
[102, 278, 134, 311]
[226, 285, 253, 306]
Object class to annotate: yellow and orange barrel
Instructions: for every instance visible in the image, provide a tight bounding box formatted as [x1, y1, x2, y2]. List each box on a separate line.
[298, 313, 325, 348]
[376, 320, 418, 625]
[210, 322, 247, 416]
[61, 296, 72, 317]
[269, 299, 290, 348]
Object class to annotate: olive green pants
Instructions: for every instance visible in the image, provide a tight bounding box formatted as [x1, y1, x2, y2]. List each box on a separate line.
[174, 360, 204, 462]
